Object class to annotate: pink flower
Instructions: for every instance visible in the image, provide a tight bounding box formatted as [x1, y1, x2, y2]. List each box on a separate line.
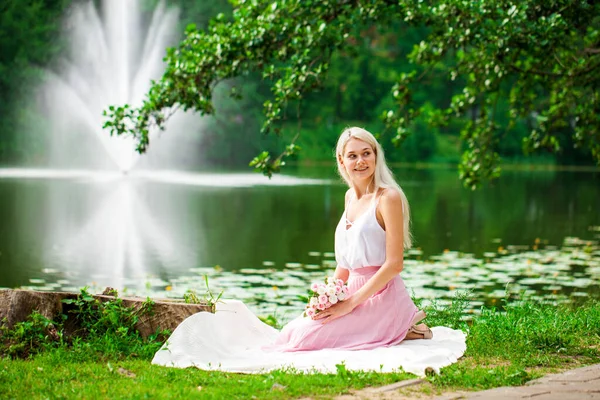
[318, 294, 328, 304]
[305, 276, 349, 315]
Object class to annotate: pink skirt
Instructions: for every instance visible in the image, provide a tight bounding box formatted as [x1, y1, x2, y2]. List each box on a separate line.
[268, 267, 418, 352]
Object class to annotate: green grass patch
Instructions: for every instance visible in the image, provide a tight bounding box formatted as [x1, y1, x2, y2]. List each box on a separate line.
[1, 291, 599, 399]
[428, 298, 600, 392]
[0, 351, 414, 399]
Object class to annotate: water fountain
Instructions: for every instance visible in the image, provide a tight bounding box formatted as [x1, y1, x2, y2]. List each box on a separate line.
[44, 0, 180, 172]
[0, 0, 327, 291]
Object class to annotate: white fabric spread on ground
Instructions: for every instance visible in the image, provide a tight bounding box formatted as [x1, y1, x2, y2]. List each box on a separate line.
[152, 300, 467, 377]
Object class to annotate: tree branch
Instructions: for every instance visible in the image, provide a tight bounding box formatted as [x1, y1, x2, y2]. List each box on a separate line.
[508, 64, 565, 78]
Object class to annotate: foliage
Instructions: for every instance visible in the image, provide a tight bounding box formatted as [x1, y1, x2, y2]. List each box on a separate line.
[258, 313, 282, 330]
[182, 289, 202, 304]
[104, 0, 600, 188]
[0, 0, 71, 163]
[417, 290, 472, 331]
[0, 312, 64, 358]
[183, 275, 224, 311]
[60, 288, 165, 359]
[0, 288, 166, 360]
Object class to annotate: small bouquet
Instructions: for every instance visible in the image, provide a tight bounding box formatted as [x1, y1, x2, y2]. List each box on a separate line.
[303, 276, 349, 318]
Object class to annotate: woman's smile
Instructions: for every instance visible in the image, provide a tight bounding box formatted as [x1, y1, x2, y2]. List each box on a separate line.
[343, 138, 376, 181]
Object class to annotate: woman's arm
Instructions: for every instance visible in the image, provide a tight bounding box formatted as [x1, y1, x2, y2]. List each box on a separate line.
[334, 266, 350, 283]
[315, 189, 405, 324]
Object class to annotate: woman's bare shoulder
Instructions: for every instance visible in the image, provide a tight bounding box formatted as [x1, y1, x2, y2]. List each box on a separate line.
[375, 188, 403, 230]
[344, 188, 353, 203]
[379, 187, 402, 203]
[378, 188, 404, 213]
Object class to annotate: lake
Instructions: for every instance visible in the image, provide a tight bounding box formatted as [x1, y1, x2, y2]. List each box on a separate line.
[0, 166, 598, 321]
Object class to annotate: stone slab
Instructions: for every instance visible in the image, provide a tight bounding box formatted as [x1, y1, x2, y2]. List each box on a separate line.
[528, 364, 600, 384]
[453, 364, 600, 400]
[367, 378, 425, 393]
[464, 386, 551, 398]
[433, 392, 469, 400]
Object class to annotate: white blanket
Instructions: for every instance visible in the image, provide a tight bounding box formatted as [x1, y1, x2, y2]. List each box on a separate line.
[152, 300, 467, 377]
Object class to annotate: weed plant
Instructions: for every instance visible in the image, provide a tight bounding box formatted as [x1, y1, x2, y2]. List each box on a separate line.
[0, 311, 64, 359]
[183, 275, 224, 311]
[414, 290, 472, 331]
[0, 288, 166, 361]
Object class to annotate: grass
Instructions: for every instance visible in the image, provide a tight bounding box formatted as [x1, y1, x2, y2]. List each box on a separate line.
[428, 297, 600, 391]
[0, 291, 599, 399]
[0, 353, 414, 399]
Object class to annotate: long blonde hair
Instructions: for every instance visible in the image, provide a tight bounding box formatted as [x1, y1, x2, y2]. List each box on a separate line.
[335, 126, 412, 249]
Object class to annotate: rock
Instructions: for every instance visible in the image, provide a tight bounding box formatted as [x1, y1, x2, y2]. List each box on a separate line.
[117, 367, 136, 378]
[101, 287, 119, 296]
[0, 289, 213, 338]
[270, 383, 287, 392]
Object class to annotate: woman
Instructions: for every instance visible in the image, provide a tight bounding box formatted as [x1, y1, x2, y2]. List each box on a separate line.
[152, 127, 464, 375]
[270, 126, 431, 352]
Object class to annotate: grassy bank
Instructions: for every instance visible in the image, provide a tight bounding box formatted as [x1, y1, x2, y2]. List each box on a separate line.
[1, 292, 599, 399]
[427, 298, 600, 391]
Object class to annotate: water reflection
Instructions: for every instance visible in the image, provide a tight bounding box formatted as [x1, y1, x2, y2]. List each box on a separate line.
[0, 169, 330, 289]
[45, 179, 182, 289]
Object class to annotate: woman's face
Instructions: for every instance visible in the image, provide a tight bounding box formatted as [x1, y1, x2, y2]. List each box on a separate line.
[341, 138, 376, 183]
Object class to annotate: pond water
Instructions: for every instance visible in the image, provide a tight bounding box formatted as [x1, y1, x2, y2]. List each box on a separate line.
[0, 166, 598, 322]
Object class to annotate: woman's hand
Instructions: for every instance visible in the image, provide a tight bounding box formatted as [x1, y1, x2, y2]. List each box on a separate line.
[312, 298, 357, 324]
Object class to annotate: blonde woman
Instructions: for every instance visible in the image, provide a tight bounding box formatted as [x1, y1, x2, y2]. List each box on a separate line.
[271, 126, 431, 351]
[152, 127, 466, 375]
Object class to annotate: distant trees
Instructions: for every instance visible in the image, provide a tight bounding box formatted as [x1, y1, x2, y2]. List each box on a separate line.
[105, 0, 600, 188]
[0, 0, 71, 163]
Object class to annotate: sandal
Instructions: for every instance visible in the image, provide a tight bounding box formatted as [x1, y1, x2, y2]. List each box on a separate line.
[406, 323, 433, 340]
[410, 310, 427, 326]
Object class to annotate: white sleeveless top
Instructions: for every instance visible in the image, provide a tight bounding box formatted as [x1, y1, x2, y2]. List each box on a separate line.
[334, 195, 386, 270]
